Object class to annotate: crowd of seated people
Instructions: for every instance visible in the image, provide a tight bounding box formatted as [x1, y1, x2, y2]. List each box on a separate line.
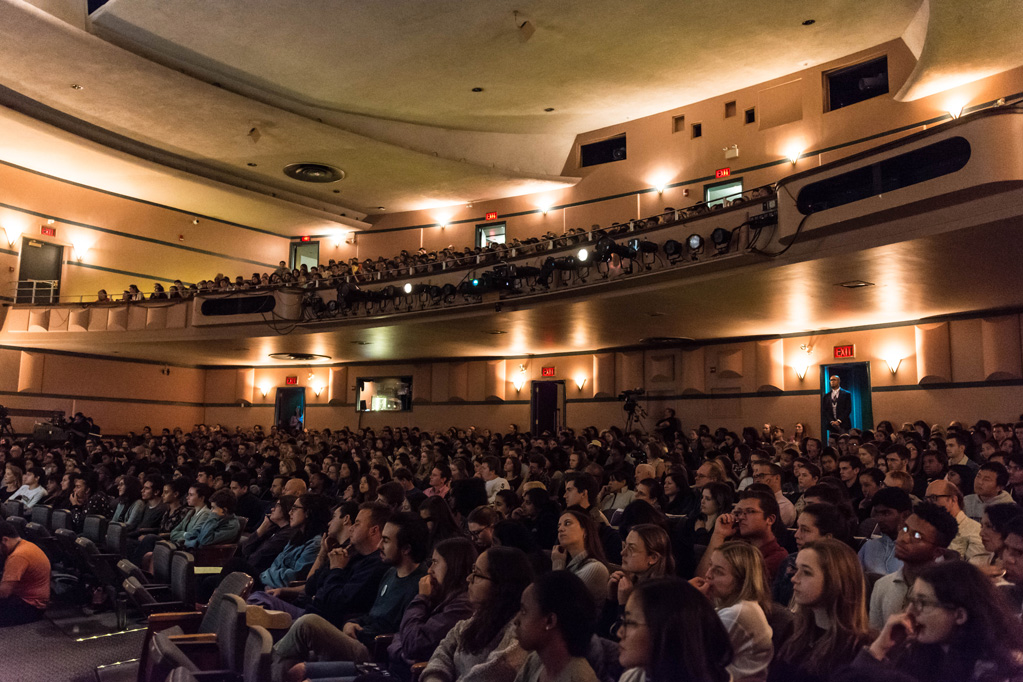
[89, 186, 776, 303]
[4, 412, 1023, 681]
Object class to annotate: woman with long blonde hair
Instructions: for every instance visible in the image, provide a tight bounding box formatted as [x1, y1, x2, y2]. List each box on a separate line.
[691, 541, 774, 682]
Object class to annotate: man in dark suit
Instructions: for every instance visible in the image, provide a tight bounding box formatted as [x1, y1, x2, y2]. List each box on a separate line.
[823, 375, 852, 437]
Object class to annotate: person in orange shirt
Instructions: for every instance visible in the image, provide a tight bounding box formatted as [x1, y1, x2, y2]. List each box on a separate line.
[0, 520, 50, 626]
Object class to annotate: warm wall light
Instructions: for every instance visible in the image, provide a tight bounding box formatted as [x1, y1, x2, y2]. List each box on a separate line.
[574, 375, 587, 390]
[946, 99, 967, 119]
[3, 225, 22, 247]
[884, 356, 902, 375]
[655, 183, 667, 194]
[312, 383, 325, 397]
[785, 145, 805, 164]
[794, 361, 810, 381]
[259, 384, 271, 398]
[70, 239, 91, 261]
[512, 376, 526, 392]
[539, 205, 552, 216]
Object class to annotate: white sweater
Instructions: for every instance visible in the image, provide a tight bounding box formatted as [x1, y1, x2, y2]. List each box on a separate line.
[717, 601, 773, 682]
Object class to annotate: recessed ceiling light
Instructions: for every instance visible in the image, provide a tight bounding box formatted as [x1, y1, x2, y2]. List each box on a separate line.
[486, 330, 507, 335]
[247, 162, 258, 167]
[268, 352, 331, 361]
[351, 341, 370, 345]
[802, 19, 815, 25]
[376, 206, 386, 211]
[646, 312, 665, 317]
[471, 87, 484, 92]
[544, 107, 555, 112]
[641, 336, 693, 344]
[333, 189, 341, 194]
[283, 162, 345, 183]
[70, 84, 83, 90]
[836, 280, 874, 288]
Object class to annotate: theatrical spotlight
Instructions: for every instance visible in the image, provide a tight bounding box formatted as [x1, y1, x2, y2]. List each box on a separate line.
[711, 228, 732, 254]
[628, 239, 658, 255]
[577, 247, 590, 263]
[594, 236, 632, 262]
[687, 233, 704, 259]
[663, 239, 684, 263]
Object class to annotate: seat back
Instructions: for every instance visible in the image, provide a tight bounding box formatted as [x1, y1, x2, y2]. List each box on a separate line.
[123, 576, 157, 608]
[106, 521, 128, 556]
[2, 500, 24, 519]
[241, 624, 273, 682]
[82, 514, 108, 544]
[50, 508, 72, 531]
[169, 551, 196, 607]
[153, 541, 176, 583]
[210, 594, 250, 671]
[118, 558, 148, 584]
[145, 630, 198, 682]
[30, 504, 53, 528]
[232, 517, 248, 542]
[23, 521, 51, 543]
[55, 528, 85, 571]
[199, 572, 254, 633]
[5, 515, 27, 535]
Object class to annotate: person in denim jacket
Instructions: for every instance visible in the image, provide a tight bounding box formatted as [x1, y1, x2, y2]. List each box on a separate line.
[183, 489, 240, 549]
[260, 493, 332, 589]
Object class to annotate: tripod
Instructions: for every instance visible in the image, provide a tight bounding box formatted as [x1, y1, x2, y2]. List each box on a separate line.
[624, 401, 647, 433]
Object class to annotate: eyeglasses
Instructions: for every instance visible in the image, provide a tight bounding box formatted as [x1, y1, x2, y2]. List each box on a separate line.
[905, 595, 952, 612]
[469, 526, 491, 540]
[925, 494, 952, 503]
[732, 507, 763, 517]
[898, 525, 934, 544]
[290, 505, 305, 513]
[467, 569, 492, 583]
[613, 618, 648, 634]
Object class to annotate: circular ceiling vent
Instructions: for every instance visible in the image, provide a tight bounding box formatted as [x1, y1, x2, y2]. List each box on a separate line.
[283, 163, 345, 183]
[268, 352, 331, 361]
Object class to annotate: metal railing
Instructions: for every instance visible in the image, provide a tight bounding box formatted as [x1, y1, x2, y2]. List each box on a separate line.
[15, 279, 59, 304]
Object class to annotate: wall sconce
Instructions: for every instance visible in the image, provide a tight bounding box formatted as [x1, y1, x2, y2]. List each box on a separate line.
[259, 384, 271, 398]
[785, 145, 804, 164]
[70, 240, 91, 261]
[312, 383, 325, 397]
[574, 375, 587, 390]
[794, 362, 810, 381]
[513, 363, 527, 392]
[654, 183, 667, 194]
[3, 226, 21, 247]
[884, 356, 902, 375]
[946, 99, 967, 120]
[539, 205, 552, 216]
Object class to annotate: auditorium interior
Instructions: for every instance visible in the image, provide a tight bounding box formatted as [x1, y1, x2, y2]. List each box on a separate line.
[2, 0, 1023, 680]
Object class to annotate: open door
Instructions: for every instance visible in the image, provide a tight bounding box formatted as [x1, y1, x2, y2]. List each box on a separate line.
[530, 380, 565, 435]
[820, 362, 873, 444]
[17, 237, 63, 303]
[274, 387, 306, 433]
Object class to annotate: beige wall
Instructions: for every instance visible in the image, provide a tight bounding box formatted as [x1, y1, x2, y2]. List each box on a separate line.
[358, 41, 1023, 261]
[0, 312, 1017, 436]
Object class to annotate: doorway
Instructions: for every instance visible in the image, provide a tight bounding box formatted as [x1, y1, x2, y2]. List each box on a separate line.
[274, 387, 306, 433]
[17, 237, 63, 303]
[289, 241, 320, 271]
[530, 381, 565, 435]
[820, 362, 873, 444]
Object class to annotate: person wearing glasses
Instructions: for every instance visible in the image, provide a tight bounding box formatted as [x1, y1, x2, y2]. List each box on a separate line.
[696, 489, 788, 583]
[618, 577, 732, 682]
[869, 503, 959, 631]
[258, 494, 332, 590]
[923, 480, 990, 566]
[854, 560, 1023, 682]
[420, 546, 534, 682]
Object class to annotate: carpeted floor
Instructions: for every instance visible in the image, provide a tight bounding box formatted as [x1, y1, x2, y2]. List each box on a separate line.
[0, 608, 145, 682]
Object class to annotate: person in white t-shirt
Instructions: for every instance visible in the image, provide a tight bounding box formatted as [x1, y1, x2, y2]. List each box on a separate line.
[9, 468, 46, 509]
[479, 456, 509, 504]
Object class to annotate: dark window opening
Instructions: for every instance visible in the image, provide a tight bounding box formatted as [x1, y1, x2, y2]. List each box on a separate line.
[691, 123, 702, 138]
[580, 135, 626, 167]
[744, 108, 756, 124]
[796, 136, 971, 215]
[826, 56, 889, 112]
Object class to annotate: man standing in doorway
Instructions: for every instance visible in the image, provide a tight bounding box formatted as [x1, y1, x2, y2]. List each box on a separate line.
[823, 375, 852, 438]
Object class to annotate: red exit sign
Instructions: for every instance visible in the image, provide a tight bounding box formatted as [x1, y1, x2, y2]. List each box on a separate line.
[485, 212, 498, 221]
[715, 167, 731, 178]
[285, 376, 298, 385]
[833, 345, 856, 359]
[40, 226, 56, 237]
[541, 366, 556, 377]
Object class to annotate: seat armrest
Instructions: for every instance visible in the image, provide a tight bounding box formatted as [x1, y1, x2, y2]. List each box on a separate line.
[141, 600, 189, 616]
[411, 661, 428, 682]
[372, 634, 395, 663]
[147, 610, 204, 634]
[245, 606, 292, 630]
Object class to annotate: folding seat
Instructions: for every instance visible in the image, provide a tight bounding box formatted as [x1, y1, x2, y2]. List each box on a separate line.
[83, 514, 109, 544]
[50, 508, 72, 531]
[2, 499, 23, 519]
[29, 504, 52, 528]
[106, 521, 129, 556]
[5, 515, 27, 535]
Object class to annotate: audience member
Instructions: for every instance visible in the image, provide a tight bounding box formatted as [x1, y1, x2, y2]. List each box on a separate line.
[923, 479, 990, 565]
[857, 487, 912, 577]
[698, 489, 788, 582]
[0, 520, 50, 626]
[963, 461, 1013, 521]
[552, 509, 609, 604]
